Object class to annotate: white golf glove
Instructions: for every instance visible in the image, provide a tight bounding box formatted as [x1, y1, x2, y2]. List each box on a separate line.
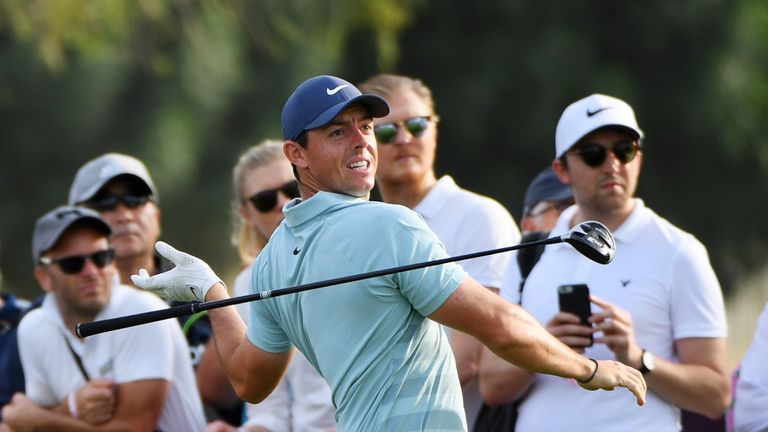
[131, 241, 223, 302]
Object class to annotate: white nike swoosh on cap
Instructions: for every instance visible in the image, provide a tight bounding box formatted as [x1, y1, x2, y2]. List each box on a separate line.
[326, 84, 349, 95]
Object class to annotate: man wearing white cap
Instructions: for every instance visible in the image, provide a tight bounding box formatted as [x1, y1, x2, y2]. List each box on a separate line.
[131, 77, 647, 431]
[481, 94, 730, 431]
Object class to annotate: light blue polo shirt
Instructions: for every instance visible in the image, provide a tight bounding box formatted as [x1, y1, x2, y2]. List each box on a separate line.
[247, 191, 468, 431]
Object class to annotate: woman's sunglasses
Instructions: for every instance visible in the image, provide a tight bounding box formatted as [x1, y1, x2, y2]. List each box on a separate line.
[374, 116, 432, 144]
[39, 249, 116, 275]
[248, 180, 300, 213]
[85, 193, 152, 212]
[572, 140, 640, 167]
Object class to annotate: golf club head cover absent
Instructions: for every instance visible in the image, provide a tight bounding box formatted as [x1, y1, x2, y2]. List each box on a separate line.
[131, 241, 223, 302]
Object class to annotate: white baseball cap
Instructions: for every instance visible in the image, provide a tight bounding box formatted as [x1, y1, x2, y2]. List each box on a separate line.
[555, 94, 644, 159]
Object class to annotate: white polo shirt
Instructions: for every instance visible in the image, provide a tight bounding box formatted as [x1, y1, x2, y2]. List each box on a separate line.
[501, 198, 727, 432]
[18, 283, 206, 432]
[415, 175, 520, 429]
[734, 303, 768, 432]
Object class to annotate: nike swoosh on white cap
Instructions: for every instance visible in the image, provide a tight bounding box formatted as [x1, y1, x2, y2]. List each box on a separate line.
[326, 84, 349, 95]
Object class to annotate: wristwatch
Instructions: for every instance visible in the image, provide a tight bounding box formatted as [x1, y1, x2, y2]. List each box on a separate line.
[638, 349, 656, 375]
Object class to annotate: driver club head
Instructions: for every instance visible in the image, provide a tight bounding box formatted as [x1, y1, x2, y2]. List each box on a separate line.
[561, 221, 616, 264]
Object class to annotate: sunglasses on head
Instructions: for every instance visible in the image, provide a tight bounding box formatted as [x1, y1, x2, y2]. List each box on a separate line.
[84, 193, 152, 212]
[248, 180, 300, 213]
[572, 140, 640, 167]
[374, 116, 432, 145]
[39, 249, 116, 275]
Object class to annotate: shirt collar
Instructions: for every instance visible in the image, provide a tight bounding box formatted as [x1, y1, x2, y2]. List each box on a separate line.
[414, 175, 457, 222]
[283, 191, 366, 228]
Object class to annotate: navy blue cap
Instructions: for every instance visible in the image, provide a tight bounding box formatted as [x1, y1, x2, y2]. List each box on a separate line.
[281, 75, 390, 141]
[523, 167, 574, 216]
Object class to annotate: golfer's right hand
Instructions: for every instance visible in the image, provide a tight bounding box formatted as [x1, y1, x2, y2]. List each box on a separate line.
[131, 241, 222, 302]
[577, 359, 647, 406]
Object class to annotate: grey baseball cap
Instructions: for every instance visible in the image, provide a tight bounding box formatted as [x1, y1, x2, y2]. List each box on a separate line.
[523, 167, 574, 216]
[68, 153, 158, 206]
[32, 206, 111, 264]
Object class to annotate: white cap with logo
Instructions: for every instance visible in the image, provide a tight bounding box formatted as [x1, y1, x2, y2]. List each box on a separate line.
[555, 94, 644, 159]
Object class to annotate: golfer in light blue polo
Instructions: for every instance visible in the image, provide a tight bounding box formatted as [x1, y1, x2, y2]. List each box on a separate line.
[134, 75, 647, 432]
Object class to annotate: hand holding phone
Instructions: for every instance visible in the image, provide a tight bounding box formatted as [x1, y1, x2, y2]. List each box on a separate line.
[558, 284, 594, 347]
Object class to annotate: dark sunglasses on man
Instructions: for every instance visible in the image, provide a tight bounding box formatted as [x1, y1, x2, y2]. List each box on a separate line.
[374, 116, 435, 145]
[571, 140, 640, 167]
[39, 249, 116, 275]
[248, 180, 300, 213]
[84, 193, 152, 212]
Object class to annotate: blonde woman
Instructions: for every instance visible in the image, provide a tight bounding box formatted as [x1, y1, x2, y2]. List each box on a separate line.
[202, 140, 336, 432]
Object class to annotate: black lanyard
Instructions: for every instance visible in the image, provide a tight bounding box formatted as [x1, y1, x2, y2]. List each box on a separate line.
[63, 334, 91, 381]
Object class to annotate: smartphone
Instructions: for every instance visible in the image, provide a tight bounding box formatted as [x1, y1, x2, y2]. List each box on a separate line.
[557, 284, 593, 346]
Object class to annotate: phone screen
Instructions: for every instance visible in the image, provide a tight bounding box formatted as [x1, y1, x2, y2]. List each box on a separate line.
[558, 284, 593, 346]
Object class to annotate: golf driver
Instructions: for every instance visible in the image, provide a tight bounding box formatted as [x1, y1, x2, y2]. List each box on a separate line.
[77, 220, 615, 338]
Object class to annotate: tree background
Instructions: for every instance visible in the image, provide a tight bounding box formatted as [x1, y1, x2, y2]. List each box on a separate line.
[1, 0, 766, 363]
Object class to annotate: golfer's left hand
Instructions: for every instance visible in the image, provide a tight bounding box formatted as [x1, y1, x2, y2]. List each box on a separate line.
[577, 359, 647, 406]
[131, 241, 223, 302]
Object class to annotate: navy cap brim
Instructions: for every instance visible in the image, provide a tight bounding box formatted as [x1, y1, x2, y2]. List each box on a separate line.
[300, 94, 390, 138]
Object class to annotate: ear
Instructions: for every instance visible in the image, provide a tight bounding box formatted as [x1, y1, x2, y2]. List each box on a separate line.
[552, 159, 571, 185]
[284, 140, 309, 169]
[154, 204, 162, 236]
[34, 266, 54, 293]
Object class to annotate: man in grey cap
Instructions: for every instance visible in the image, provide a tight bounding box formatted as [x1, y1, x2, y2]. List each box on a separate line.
[68, 153, 163, 286]
[0, 206, 205, 431]
[520, 167, 574, 233]
[130, 76, 646, 431]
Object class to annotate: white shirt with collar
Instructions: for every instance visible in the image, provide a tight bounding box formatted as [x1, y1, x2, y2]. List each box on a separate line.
[734, 302, 768, 432]
[415, 175, 521, 430]
[500, 198, 727, 432]
[18, 283, 206, 431]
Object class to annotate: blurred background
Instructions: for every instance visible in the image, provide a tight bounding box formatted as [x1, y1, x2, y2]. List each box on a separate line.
[1, 0, 766, 366]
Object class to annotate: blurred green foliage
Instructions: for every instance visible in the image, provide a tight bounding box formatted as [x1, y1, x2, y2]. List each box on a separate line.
[1, 0, 766, 300]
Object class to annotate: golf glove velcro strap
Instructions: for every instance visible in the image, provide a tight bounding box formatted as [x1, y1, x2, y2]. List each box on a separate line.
[131, 241, 223, 302]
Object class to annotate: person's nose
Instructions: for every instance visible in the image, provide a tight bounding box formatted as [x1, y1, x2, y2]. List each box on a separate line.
[275, 192, 292, 210]
[109, 202, 135, 223]
[601, 147, 622, 172]
[80, 257, 102, 276]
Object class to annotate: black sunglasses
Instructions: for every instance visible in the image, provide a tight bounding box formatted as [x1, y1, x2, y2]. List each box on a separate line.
[84, 193, 152, 212]
[572, 140, 640, 167]
[374, 116, 432, 144]
[248, 180, 300, 213]
[39, 249, 116, 275]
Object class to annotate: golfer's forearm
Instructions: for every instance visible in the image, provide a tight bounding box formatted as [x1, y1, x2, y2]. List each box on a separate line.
[488, 305, 594, 381]
[204, 283, 250, 386]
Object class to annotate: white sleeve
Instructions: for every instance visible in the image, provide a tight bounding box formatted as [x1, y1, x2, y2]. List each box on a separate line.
[499, 250, 523, 304]
[734, 304, 768, 432]
[452, 201, 520, 289]
[669, 236, 727, 339]
[17, 312, 60, 407]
